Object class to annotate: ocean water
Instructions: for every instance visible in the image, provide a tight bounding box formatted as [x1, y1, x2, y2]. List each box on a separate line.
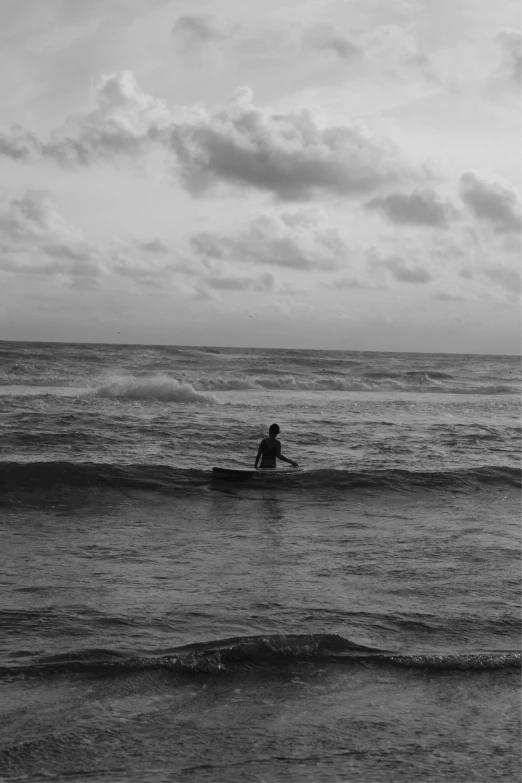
[0, 340, 520, 782]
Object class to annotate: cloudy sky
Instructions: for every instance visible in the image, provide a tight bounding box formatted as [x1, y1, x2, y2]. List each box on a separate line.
[0, 0, 520, 352]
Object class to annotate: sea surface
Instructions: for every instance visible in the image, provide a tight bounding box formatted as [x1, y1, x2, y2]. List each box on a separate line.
[0, 340, 520, 782]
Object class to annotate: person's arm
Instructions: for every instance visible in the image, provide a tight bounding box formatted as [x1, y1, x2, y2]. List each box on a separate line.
[254, 441, 263, 469]
[276, 441, 298, 468]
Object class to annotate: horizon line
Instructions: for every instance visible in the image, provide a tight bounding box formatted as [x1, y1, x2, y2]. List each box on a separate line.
[0, 338, 520, 358]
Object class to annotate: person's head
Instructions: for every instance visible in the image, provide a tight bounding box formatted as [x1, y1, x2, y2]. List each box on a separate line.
[269, 423, 280, 437]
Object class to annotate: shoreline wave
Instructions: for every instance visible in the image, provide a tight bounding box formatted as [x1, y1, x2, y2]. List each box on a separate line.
[0, 370, 518, 397]
[0, 634, 519, 678]
[0, 461, 519, 492]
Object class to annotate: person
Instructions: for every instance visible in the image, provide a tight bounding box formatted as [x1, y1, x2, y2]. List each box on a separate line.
[255, 423, 298, 470]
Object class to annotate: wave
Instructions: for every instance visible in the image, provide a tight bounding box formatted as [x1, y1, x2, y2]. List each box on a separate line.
[90, 375, 218, 404]
[1, 369, 518, 396]
[196, 374, 517, 394]
[364, 370, 454, 381]
[0, 461, 519, 493]
[0, 634, 519, 679]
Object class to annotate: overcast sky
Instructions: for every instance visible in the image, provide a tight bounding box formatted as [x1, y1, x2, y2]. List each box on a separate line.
[0, 0, 520, 352]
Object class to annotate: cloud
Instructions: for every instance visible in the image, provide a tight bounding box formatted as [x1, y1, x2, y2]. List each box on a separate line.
[109, 252, 186, 286]
[495, 30, 522, 86]
[433, 290, 466, 302]
[0, 126, 39, 161]
[0, 190, 101, 280]
[380, 256, 433, 284]
[365, 189, 458, 227]
[172, 14, 232, 46]
[483, 266, 521, 294]
[43, 243, 94, 263]
[0, 189, 180, 286]
[0, 71, 172, 166]
[192, 207, 349, 271]
[135, 238, 170, 253]
[278, 281, 307, 295]
[361, 23, 439, 84]
[206, 271, 275, 291]
[0, 190, 79, 241]
[169, 87, 414, 200]
[326, 276, 387, 290]
[501, 232, 522, 255]
[459, 172, 522, 234]
[302, 24, 359, 61]
[0, 71, 420, 202]
[169, 13, 436, 91]
[172, 14, 359, 62]
[108, 240, 197, 286]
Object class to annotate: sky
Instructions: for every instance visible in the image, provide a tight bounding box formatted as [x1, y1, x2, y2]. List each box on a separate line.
[0, 0, 520, 352]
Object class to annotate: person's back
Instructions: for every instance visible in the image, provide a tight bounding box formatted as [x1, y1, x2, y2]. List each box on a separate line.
[255, 423, 298, 469]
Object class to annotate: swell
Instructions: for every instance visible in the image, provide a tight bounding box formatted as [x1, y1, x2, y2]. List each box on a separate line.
[91, 375, 218, 404]
[0, 634, 519, 678]
[1, 371, 518, 397]
[0, 461, 520, 493]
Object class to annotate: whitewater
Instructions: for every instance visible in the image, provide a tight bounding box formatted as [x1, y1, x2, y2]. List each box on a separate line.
[0, 340, 520, 782]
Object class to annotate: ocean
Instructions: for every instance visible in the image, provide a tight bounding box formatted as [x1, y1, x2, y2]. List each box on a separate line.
[0, 340, 520, 782]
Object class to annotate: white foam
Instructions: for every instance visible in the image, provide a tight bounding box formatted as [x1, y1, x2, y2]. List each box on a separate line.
[198, 373, 517, 395]
[91, 375, 218, 404]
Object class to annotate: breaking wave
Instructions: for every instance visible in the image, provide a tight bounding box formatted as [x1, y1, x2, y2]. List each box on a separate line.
[0, 370, 517, 396]
[91, 375, 218, 404]
[0, 634, 519, 679]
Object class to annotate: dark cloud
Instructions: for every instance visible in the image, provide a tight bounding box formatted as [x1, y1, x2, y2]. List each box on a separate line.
[459, 172, 522, 234]
[192, 207, 348, 271]
[170, 87, 411, 200]
[365, 189, 458, 227]
[0, 72, 419, 201]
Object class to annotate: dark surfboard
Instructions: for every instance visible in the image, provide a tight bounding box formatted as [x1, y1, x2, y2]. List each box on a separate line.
[212, 467, 256, 480]
[212, 466, 296, 481]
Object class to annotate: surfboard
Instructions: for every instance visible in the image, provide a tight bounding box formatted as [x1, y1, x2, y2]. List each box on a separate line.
[212, 466, 296, 480]
[212, 467, 256, 480]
